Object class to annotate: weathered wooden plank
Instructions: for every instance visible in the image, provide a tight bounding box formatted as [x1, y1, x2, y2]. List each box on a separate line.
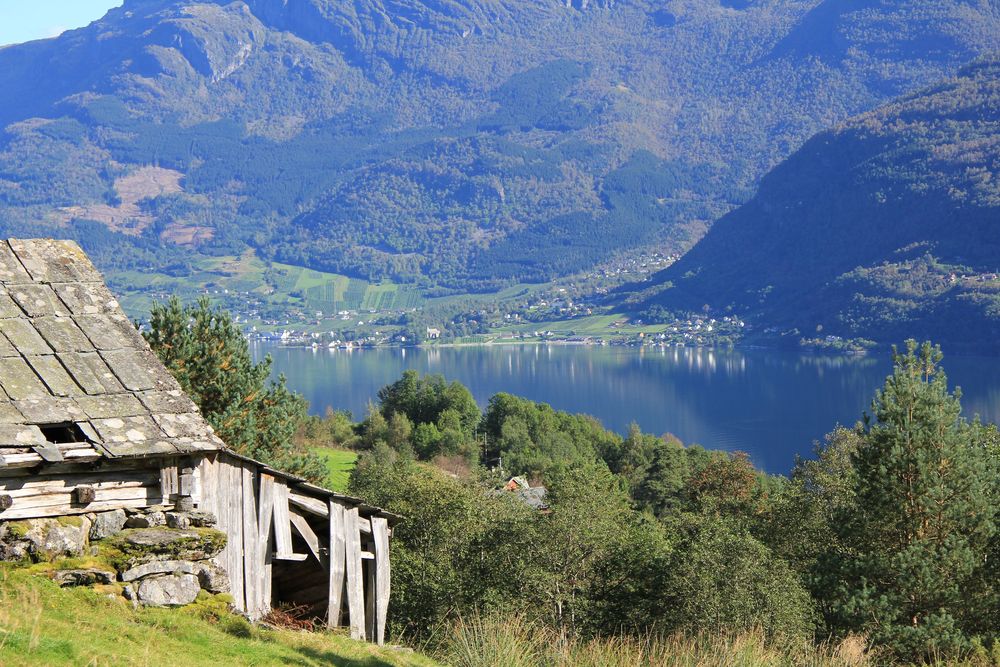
[0, 485, 161, 519]
[328, 501, 346, 629]
[0, 481, 155, 504]
[257, 473, 276, 616]
[0, 471, 158, 494]
[160, 461, 179, 501]
[0, 448, 101, 469]
[372, 516, 391, 646]
[289, 509, 328, 570]
[0, 497, 154, 520]
[226, 458, 245, 612]
[273, 479, 294, 558]
[344, 507, 366, 641]
[241, 464, 259, 619]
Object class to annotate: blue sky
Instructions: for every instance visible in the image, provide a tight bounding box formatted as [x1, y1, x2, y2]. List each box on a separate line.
[0, 1, 122, 46]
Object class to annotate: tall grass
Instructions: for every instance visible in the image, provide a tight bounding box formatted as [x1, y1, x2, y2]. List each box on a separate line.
[441, 614, 998, 667]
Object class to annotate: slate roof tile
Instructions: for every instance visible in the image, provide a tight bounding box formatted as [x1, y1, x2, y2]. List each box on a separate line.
[7, 284, 70, 317]
[0, 318, 52, 355]
[33, 317, 94, 353]
[0, 332, 18, 358]
[14, 397, 86, 423]
[0, 424, 46, 446]
[75, 394, 146, 419]
[0, 402, 23, 424]
[75, 314, 143, 351]
[26, 355, 84, 397]
[0, 357, 50, 400]
[58, 352, 124, 395]
[137, 390, 198, 414]
[0, 292, 24, 318]
[0, 243, 33, 284]
[52, 282, 120, 316]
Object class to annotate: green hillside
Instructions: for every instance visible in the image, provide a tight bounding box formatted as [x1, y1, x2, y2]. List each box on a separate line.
[624, 55, 1000, 352]
[0, 567, 438, 667]
[1, 0, 999, 296]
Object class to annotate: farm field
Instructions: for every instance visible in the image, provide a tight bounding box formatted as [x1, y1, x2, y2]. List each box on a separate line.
[314, 448, 359, 493]
[106, 251, 424, 321]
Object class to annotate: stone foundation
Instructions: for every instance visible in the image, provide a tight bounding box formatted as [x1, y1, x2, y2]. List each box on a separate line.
[0, 509, 230, 609]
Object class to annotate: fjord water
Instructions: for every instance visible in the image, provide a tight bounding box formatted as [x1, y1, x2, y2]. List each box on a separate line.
[257, 344, 1000, 474]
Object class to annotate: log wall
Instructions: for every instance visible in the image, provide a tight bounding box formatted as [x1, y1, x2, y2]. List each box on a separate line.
[0, 463, 165, 521]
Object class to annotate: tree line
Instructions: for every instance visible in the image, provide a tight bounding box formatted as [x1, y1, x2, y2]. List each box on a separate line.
[145, 298, 999, 663]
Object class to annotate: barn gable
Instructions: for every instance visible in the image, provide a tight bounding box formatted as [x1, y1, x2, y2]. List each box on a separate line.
[0, 238, 223, 470]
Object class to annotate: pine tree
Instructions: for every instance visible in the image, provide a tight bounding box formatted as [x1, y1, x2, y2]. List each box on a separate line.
[144, 297, 325, 483]
[829, 341, 995, 659]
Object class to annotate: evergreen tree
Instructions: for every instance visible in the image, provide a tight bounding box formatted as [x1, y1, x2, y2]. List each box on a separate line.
[144, 297, 325, 483]
[827, 341, 995, 659]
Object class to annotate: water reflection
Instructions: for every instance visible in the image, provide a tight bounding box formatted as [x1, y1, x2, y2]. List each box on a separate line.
[256, 343, 1000, 474]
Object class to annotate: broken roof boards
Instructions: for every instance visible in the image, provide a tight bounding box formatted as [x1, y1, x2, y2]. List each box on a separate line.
[0, 238, 224, 469]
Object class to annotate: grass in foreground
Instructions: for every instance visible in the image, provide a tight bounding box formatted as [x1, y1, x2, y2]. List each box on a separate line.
[0, 568, 438, 667]
[443, 614, 1000, 667]
[315, 447, 359, 492]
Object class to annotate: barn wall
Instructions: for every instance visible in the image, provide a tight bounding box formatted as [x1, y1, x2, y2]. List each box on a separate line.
[194, 451, 392, 642]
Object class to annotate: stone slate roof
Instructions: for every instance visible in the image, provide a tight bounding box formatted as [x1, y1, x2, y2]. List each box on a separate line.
[0, 239, 223, 469]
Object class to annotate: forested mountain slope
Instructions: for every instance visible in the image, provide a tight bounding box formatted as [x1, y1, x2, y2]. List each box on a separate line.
[625, 55, 1000, 351]
[1, 0, 999, 292]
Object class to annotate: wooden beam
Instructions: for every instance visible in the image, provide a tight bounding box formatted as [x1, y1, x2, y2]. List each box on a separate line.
[73, 485, 96, 504]
[289, 509, 328, 570]
[344, 507, 366, 641]
[327, 502, 346, 629]
[288, 492, 373, 532]
[372, 516, 391, 646]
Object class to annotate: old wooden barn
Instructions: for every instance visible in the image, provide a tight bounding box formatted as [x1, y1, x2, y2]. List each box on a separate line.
[0, 238, 394, 643]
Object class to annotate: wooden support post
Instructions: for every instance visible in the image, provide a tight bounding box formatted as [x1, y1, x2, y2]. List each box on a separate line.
[73, 485, 96, 504]
[327, 502, 346, 629]
[344, 507, 366, 641]
[176, 464, 196, 511]
[372, 516, 391, 646]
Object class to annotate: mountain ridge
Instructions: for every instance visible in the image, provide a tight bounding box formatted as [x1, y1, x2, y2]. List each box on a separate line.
[623, 54, 1000, 351]
[1, 0, 999, 295]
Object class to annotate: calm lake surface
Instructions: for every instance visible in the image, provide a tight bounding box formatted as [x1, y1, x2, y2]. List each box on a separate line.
[256, 343, 1000, 474]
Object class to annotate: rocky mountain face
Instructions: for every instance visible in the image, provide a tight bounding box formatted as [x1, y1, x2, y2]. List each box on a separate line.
[1, 0, 999, 290]
[624, 56, 1000, 351]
